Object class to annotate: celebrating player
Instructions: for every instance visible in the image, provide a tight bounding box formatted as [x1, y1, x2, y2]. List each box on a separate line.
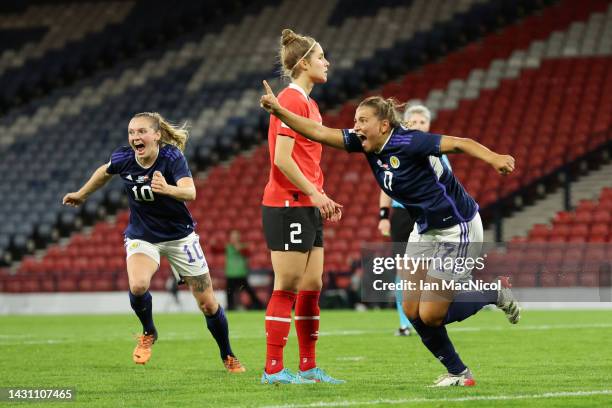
[260, 29, 344, 385]
[260, 84, 521, 387]
[63, 112, 245, 372]
[378, 104, 453, 337]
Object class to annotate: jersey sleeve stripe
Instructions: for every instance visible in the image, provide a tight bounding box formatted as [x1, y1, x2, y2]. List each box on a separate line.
[111, 152, 132, 162]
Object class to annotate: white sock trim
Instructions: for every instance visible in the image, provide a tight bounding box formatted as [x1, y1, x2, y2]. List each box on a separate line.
[294, 316, 320, 320]
[265, 316, 292, 323]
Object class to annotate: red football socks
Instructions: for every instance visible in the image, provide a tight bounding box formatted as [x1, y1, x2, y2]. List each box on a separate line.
[295, 290, 320, 372]
[265, 290, 296, 374]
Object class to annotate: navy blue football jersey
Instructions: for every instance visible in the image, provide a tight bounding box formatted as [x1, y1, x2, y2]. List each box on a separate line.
[391, 154, 452, 209]
[106, 144, 195, 243]
[343, 127, 478, 233]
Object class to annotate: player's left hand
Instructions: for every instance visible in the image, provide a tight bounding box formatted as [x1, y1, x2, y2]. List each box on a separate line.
[329, 207, 342, 223]
[492, 154, 515, 175]
[260, 80, 281, 114]
[151, 171, 169, 194]
[378, 219, 391, 237]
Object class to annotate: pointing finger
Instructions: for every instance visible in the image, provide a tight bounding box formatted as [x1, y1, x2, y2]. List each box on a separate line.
[262, 80, 273, 96]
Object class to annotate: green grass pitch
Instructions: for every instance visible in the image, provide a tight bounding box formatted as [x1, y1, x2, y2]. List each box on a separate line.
[1, 309, 611, 407]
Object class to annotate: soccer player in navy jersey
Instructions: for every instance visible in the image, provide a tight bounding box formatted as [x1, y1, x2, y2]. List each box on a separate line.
[63, 112, 245, 372]
[260, 83, 521, 387]
[378, 104, 452, 337]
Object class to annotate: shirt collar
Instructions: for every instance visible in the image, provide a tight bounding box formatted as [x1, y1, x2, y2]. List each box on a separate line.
[289, 82, 309, 100]
[375, 128, 395, 154]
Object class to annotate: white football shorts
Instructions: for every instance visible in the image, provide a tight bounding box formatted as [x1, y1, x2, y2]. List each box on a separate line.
[405, 213, 484, 282]
[124, 232, 209, 279]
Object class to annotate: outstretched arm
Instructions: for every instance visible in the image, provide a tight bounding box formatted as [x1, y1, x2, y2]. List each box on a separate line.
[440, 136, 515, 175]
[62, 164, 113, 207]
[260, 80, 346, 150]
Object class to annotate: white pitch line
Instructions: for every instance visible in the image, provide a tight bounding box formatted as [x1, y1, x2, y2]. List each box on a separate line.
[450, 322, 612, 332]
[259, 390, 612, 408]
[335, 356, 365, 362]
[2, 322, 612, 346]
[0, 334, 32, 338]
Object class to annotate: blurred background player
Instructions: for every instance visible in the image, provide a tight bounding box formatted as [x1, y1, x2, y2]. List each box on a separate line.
[163, 274, 183, 312]
[261, 29, 344, 385]
[225, 229, 262, 310]
[62, 112, 245, 373]
[260, 86, 522, 387]
[378, 104, 452, 336]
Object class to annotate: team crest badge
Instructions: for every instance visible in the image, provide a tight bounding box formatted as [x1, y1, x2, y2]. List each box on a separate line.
[390, 156, 400, 169]
[130, 242, 140, 249]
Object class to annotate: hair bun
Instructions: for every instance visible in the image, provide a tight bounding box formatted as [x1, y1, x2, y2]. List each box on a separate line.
[281, 28, 298, 47]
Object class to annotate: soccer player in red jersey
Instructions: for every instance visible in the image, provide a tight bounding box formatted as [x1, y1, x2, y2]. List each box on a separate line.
[260, 29, 344, 385]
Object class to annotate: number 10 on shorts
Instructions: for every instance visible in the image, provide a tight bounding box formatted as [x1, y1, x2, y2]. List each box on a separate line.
[183, 241, 204, 263]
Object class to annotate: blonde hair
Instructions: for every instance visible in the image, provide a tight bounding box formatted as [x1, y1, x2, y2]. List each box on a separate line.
[278, 28, 317, 79]
[133, 112, 189, 152]
[404, 104, 431, 122]
[357, 96, 405, 128]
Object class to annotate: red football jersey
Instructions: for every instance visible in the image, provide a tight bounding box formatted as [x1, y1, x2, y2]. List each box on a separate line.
[262, 83, 324, 207]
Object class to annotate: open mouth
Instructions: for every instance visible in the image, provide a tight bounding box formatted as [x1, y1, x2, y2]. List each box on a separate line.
[357, 134, 367, 145]
[133, 142, 145, 154]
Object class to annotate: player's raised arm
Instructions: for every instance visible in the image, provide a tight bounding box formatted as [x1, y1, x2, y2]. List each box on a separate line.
[440, 136, 515, 175]
[62, 163, 114, 207]
[260, 80, 345, 150]
[151, 171, 196, 202]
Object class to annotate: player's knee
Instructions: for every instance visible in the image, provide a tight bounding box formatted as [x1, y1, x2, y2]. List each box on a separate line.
[200, 301, 218, 316]
[274, 274, 300, 291]
[197, 297, 218, 316]
[419, 311, 444, 327]
[129, 281, 149, 296]
[403, 301, 419, 321]
[298, 277, 322, 291]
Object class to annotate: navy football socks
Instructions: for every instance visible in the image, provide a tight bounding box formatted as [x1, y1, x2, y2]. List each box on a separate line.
[205, 305, 234, 360]
[444, 290, 498, 325]
[129, 290, 156, 335]
[410, 317, 467, 375]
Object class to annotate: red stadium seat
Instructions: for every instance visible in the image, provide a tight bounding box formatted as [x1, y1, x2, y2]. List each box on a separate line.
[553, 211, 574, 226]
[57, 278, 78, 292]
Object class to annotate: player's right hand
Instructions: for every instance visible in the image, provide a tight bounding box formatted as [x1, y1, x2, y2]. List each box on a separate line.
[378, 219, 391, 237]
[492, 154, 515, 175]
[62, 192, 85, 207]
[311, 191, 343, 221]
[260, 80, 280, 114]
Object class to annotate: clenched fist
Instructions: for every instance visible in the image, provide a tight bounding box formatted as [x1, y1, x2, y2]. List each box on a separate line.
[151, 171, 169, 195]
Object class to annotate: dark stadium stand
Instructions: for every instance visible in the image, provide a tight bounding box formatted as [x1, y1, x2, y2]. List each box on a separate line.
[0, 0, 554, 266]
[0, 0, 271, 113]
[0, 0, 610, 293]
